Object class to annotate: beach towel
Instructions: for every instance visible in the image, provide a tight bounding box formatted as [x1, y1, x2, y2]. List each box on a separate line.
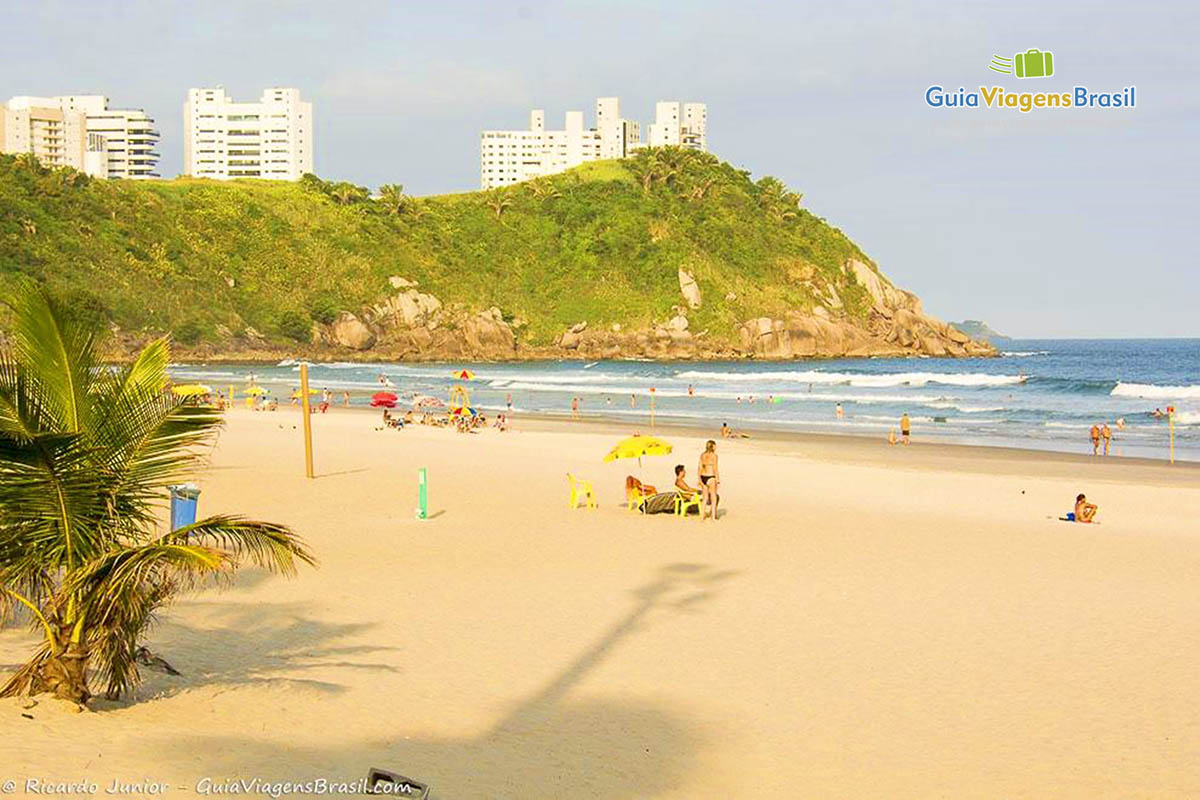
[641, 493, 679, 515]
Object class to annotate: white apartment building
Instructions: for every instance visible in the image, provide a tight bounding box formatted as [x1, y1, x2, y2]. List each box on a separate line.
[183, 87, 312, 181]
[0, 95, 160, 178]
[647, 101, 707, 150]
[480, 96, 643, 189]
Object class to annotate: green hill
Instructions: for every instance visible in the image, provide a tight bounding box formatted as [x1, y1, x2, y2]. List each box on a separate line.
[950, 320, 1011, 342]
[0, 148, 990, 360]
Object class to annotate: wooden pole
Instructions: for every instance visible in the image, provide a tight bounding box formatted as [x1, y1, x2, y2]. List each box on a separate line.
[650, 388, 656, 430]
[300, 363, 314, 478]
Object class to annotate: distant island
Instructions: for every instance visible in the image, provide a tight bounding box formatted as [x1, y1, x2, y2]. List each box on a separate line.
[950, 320, 1010, 342]
[0, 149, 993, 361]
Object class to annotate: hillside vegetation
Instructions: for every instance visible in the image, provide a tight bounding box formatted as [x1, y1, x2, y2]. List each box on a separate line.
[0, 148, 984, 360]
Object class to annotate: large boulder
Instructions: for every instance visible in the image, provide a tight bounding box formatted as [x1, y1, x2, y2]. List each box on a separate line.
[462, 307, 517, 356]
[847, 258, 910, 311]
[374, 289, 442, 328]
[678, 269, 702, 309]
[331, 312, 376, 350]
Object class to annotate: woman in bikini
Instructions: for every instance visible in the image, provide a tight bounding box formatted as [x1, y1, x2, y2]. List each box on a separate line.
[698, 440, 719, 520]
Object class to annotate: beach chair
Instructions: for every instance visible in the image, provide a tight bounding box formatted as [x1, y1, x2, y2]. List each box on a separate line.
[625, 476, 657, 511]
[674, 492, 703, 517]
[567, 473, 596, 510]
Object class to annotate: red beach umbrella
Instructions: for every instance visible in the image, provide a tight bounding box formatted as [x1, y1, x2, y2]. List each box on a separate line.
[370, 391, 398, 408]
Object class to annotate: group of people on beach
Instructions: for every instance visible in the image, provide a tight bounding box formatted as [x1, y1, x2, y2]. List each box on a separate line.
[1089, 421, 1118, 455]
[630, 440, 721, 520]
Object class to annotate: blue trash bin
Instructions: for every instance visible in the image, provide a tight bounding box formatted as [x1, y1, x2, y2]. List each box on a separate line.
[169, 484, 201, 530]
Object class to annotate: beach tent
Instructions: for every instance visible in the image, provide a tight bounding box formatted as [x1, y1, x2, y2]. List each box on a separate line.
[448, 384, 471, 411]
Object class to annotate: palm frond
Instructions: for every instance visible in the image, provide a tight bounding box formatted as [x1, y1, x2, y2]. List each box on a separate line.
[158, 515, 316, 576]
[4, 285, 100, 435]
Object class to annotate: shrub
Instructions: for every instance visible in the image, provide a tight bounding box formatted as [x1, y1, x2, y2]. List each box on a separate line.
[276, 309, 311, 342]
[308, 295, 339, 325]
[173, 319, 203, 345]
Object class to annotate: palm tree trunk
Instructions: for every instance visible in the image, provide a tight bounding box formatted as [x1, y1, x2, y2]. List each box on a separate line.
[4, 643, 92, 703]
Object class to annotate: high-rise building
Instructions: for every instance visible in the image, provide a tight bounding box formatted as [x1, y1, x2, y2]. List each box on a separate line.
[481, 96, 669, 189]
[0, 95, 160, 178]
[54, 96, 159, 179]
[1, 97, 88, 172]
[648, 101, 707, 150]
[183, 87, 313, 181]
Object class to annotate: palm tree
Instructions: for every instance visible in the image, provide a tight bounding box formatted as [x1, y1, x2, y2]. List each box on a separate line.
[525, 179, 561, 201]
[377, 183, 406, 215]
[0, 287, 314, 705]
[484, 189, 512, 219]
[632, 155, 662, 195]
[756, 176, 803, 222]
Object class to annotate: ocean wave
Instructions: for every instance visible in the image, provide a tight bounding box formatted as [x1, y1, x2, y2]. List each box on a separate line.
[1001, 350, 1051, 357]
[926, 402, 1006, 413]
[1174, 411, 1200, 425]
[674, 369, 1025, 388]
[1111, 382, 1200, 400]
[495, 381, 952, 405]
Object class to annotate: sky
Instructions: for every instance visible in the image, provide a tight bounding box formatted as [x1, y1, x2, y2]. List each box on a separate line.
[2, 0, 1197, 337]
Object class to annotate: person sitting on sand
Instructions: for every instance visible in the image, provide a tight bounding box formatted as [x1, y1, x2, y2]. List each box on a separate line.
[721, 422, 732, 439]
[674, 465, 699, 498]
[1074, 493, 1098, 523]
[888, 428, 897, 446]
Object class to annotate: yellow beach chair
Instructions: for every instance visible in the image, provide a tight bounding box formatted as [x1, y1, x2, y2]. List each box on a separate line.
[567, 473, 597, 510]
[674, 492, 703, 517]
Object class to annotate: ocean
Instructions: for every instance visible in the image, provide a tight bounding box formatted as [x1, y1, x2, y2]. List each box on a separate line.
[171, 338, 1200, 462]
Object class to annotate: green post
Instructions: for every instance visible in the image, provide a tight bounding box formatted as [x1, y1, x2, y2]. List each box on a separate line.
[417, 467, 428, 519]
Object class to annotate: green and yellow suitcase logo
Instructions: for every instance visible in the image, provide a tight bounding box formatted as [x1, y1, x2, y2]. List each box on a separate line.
[990, 49, 1055, 78]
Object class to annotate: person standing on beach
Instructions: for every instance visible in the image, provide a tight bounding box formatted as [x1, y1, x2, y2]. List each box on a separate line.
[342, 391, 350, 407]
[688, 384, 695, 398]
[1101, 422, 1113, 455]
[1090, 424, 1101, 455]
[900, 413, 911, 445]
[630, 393, 637, 408]
[571, 396, 580, 419]
[506, 393, 513, 412]
[836, 402, 844, 420]
[699, 440, 720, 520]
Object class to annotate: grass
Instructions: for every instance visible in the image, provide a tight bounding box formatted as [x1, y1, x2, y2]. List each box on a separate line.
[0, 148, 885, 350]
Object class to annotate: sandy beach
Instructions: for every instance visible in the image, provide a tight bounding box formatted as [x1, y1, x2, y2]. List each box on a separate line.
[3, 406, 1199, 798]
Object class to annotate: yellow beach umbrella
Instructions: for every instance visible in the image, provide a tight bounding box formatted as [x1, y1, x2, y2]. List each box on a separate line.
[604, 435, 673, 463]
[291, 388, 319, 399]
[171, 383, 212, 397]
[244, 386, 268, 396]
[452, 369, 476, 380]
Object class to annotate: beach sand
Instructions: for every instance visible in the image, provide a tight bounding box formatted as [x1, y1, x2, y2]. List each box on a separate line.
[2, 407, 1199, 798]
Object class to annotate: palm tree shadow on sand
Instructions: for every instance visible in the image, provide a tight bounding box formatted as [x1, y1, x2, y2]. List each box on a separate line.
[147, 562, 741, 799]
